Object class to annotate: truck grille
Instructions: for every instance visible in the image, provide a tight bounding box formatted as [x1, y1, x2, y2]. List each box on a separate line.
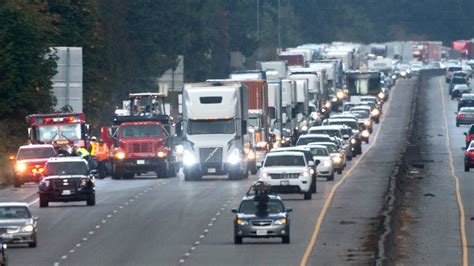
[270, 173, 300, 179]
[199, 147, 223, 164]
[128, 142, 153, 153]
[53, 178, 79, 190]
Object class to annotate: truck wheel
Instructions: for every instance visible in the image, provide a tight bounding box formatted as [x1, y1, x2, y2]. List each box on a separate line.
[337, 169, 343, 174]
[13, 178, 21, 188]
[184, 169, 201, 181]
[234, 236, 243, 244]
[347, 155, 352, 161]
[168, 163, 177, 178]
[87, 194, 96, 206]
[39, 195, 48, 208]
[229, 171, 243, 181]
[357, 145, 362, 155]
[123, 173, 134, 179]
[111, 164, 123, 180]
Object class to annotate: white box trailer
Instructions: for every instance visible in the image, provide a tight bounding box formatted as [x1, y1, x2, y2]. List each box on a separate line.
[51, 47, 83, 112]
[258, 61, 287, 79]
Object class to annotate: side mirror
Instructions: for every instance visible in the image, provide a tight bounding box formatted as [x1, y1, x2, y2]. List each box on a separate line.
[33, 216, 39, 221]
[231, 209, 238, 213]
[455, 112, 458, 115]
[308, 161, 315, 167]
[462, 147, 467, 150]
[464, 132, 468, 136]
[286, 208, 293, 213]
[343, 134, 350, 139]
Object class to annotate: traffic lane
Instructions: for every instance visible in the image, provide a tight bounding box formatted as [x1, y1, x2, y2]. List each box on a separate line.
[62, 174, 256, 266]
[395, 75, 460, 264]
[308, 78, 417, 264]
[8, 175, 170, 266]
[0, 182, 38, 204]
[445, 76, 474, 263]
[184, 122, 381, 265]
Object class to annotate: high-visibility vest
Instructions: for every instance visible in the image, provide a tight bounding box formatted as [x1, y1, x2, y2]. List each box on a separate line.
[90, 141, 97, 156]
[95, 144, 109, 162]
[76, 147, 90, 158]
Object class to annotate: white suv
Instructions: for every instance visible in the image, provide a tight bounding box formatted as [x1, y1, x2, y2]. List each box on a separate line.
[258, 151, 315, 200]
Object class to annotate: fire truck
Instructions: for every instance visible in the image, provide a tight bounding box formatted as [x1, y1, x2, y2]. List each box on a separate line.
[102, 93, 177, 179]
[26, 113, 90, 152]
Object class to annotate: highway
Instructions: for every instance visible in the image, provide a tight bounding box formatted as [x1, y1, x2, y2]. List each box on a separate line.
[2, 75, 455, 265]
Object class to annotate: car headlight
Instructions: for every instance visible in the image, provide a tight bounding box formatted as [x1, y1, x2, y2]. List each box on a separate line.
[301, 125, 308, 132]
[332, 156, 342, 164]
[2, 243, 6, 250]
[43, 180, 50, 187]
[247, 150, 256, 160]
[157, 150, 168, 158]
[336, 91, 345, 99]
[183, 150, 197, 166]
[378, 92, 385, 99]
[227, 149, 242, 165]
[364, 119, 372, 126]
[22, 224, 34, 232]
[256, 141, 268, 148]
[323, 160, 332, 167]
[274, 218, 287, 225]
[301, 170, 311, 177]
[400, 71, 407, 77]
[351, 138, 357, 144]
[80, 178, 90, 186]
[392, 75, 397, 79]
[15, 163, 27, 173]
[175, 145, 184, 155]
[324, 101, 331, 109]
[362, 130, 370, 138]
[236, 219, 249, 225]
[371, 109, 380, 116]
[114, 151, 126, 160]
[260, 171, 269, 178]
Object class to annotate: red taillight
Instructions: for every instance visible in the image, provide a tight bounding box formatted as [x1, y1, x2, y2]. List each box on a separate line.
[467, 135, 472, 142]
[468, 151, 474, 158]
[458, 114, 465, 118]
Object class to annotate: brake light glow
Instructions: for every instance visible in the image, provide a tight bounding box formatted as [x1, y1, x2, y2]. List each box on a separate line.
[467, 151, 474, 157]
[458, 114, 465, 118]
[467, 135, 472, 142]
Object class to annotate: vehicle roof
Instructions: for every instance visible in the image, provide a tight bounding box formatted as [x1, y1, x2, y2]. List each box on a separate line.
[309, 125, 343, 131]
[19, 144, 55, 150]
[461, 94, 474, 99]
[304, 144, 327, 149]
[329, 114, 357, 119]
[46, 157, 87, 163]
[266, 151, 306, 157]
[351, 106, 371, 110]
[327, 118, 358, 122]
[272, 146, 310, 152]
[360, 95, 377, 99]
[298, 133, 331, 138]
[307, 142, 337, 146]
[460, 107, 474, 111]
[0, 202, 29, 207]
[242, 194, 281, 201]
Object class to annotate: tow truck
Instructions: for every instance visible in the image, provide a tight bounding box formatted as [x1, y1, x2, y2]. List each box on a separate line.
[26, 113, 90, 153]
[102, 93, 177, 179]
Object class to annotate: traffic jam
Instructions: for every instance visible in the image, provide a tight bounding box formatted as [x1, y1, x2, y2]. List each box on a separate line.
[1, 39, 472, 263]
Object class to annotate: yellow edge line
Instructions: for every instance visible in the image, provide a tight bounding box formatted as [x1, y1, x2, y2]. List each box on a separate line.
[300, 89, 393, 266]
[439, 78, 468, 266]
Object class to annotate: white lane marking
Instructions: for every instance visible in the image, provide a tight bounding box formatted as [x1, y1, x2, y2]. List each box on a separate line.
[88, 231, 94, 235]
[61, 255, 67, 260]
[54, 262, 59, 266]
[95, 225, 100, 229]
[82, 237, 88, 241]
[76, 243, 81, 247]
[27, 198, 39, 206]
[179, 259, 185, 264]
[69, 249, 74, 253]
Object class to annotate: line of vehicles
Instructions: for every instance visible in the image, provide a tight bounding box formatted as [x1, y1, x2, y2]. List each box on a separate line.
[1, 41, 425, 252]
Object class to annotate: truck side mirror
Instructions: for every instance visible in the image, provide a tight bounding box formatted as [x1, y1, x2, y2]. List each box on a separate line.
[27, 128, 32, 140]
[175, 121, 183, 137]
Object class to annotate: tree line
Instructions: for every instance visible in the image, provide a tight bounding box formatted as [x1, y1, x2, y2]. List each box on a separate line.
[1, 0, 474, 152]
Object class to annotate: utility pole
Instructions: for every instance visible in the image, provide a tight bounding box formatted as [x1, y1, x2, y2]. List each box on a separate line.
[278, 0, 281, 52]
[257, 0, 260, 62]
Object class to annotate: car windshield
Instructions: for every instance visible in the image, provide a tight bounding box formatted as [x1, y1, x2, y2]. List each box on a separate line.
[309, 147, 329, 156]
[264, 154, 305, 167]
[343, 104, 355, 112]
[45, 161, 89, 176]
[318, 144, 338, 153]
[297, 137, 330, 146]
[120, 125, 162, 138]
[238, 199, 285, 214]
[38, 124, 81, 142]
[454, 73, 467, 77]
[187, 119, 235, 135]
[310, 129, 341, 138]
[0, 206, 31, 219]
[454, 85, 469, 90]
[328, 121, 358, 130]
[452, 78, 467, 84]
[17, 147, 56, 160]
[351, 110, 370, 118]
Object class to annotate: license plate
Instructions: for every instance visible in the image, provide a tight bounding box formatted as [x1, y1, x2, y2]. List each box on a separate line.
[280, 180, 289, 186]
[256, 230, 267, 236]
[137, 160, 145, 165]
[62, 190, 71, 196]
[207, 168, 216, 173]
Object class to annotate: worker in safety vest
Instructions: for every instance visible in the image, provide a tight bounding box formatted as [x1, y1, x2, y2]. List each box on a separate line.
[94, 139, 109, 179]
[74, 146, 97, 170]
[89, 136, 98, 156]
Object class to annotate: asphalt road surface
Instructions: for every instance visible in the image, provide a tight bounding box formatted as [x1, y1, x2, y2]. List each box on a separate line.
[3, 77, 418, 266]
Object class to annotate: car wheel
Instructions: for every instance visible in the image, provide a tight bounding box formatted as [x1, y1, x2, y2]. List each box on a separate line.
[347, 155, 352, 161]
[28, 236, 37, 248]
[327, 173, 334, 181]
[365, 139, 369, 144]
[311, 176, 317, 193]
[229, 171, 243, 181]
[13, 178, 21, 188]
[357, 146, 362, 155]
[282, 235, 290, 244]
[304, 191, 312, 200]
[111, 164, 122, 180]
[39, 195, 48, 208]
[337, 169, 343, 174]
[184, 169, 202, 181]
[456, 122, 460, 127]
[123, 173, 134, 179]
[87, 194, 96, 206]
[168, 163, 177, 178]
[234, 236, 243, 244]
[465, 164, 470, 172]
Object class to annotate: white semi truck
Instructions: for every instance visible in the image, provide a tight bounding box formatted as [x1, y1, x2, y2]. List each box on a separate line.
[181, 82, 250, 181]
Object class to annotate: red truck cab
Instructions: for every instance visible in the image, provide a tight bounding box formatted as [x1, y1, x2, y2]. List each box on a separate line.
[11, 144, 56, 187]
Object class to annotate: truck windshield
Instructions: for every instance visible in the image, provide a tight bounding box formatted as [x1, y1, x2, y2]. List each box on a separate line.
[120, 125, 162, 138]
[17, 147, 56, 160]
[38, 124, 81, 142]
[187, 119, 235, 135]
[45, 162, 89, 176]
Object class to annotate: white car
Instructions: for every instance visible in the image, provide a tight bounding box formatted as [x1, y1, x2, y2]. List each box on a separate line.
[307, 145, 335, 181]
[307, 142, 345, 174]
[258, 151, 315, 200]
